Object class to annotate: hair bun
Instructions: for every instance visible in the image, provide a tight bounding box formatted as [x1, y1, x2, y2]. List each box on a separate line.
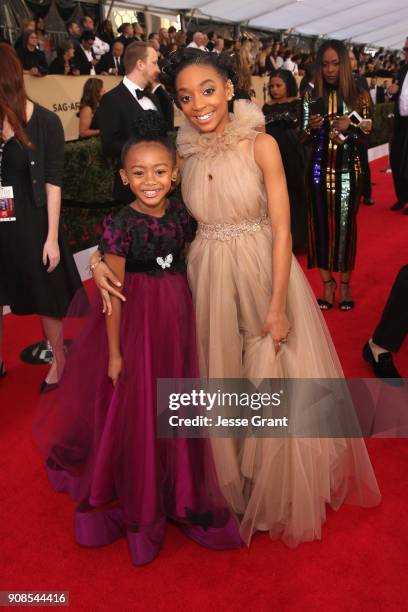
[131, 111, 168, 139]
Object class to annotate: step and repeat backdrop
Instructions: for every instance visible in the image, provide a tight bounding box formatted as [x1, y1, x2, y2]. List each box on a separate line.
[24, 74, 272, 141]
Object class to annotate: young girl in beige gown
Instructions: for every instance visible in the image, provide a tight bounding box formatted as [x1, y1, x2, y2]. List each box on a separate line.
[92, 49, 381, 548]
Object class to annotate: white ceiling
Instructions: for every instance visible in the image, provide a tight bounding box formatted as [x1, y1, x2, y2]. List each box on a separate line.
[127, 0, 408, 48]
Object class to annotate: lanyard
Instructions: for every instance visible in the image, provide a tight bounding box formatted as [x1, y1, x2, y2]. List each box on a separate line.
[0, 140, 6, 187]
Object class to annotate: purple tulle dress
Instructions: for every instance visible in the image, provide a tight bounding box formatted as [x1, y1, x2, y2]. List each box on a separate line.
[33, 199, 241, 565]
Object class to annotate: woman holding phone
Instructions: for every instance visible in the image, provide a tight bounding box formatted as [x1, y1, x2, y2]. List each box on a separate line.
[302, 40, 372, 311]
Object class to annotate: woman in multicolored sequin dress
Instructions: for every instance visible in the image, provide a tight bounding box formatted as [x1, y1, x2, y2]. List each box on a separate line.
[302, 40, 372, 311]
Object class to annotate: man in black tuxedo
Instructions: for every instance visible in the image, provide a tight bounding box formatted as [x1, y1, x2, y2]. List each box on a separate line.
[389, 39, 408, 213]
[363, 264, 407, 381]
[349, 49, 374, 205]
[74, 31, 98, 75]
[96, 41, 125, 76]
[369, 77, 386, 104]
[98, 41, 174, 202]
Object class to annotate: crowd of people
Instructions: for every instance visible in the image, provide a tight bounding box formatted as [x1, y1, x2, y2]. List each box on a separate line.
[0, 13, 407, 568]
[2, 15, 407, 385]
[5, 13, 406, 90]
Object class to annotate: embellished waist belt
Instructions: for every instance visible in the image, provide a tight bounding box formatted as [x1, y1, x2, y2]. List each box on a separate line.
[125, 251, 185, 274]
[197, 216, 269, 241]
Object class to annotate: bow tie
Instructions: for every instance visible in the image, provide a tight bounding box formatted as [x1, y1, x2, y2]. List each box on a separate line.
[136, 88, 150, 100]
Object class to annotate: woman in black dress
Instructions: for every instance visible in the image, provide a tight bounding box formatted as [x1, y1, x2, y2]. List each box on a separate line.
[49, 41, 79, 76]
[17, 30, 48, 77]
[262, 69, 307, 251]
[0, 44, 82, 388]
[78, 78, 104, 139]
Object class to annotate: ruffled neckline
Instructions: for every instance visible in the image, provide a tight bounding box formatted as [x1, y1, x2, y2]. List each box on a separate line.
[177, 100, 265, 160]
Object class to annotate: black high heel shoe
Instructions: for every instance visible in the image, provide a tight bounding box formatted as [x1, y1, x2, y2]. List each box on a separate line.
[0, 361, 6, 379]
[339, 281, 354, 311]
[39, 379, 59, 394]
[317, 278, 337, 310]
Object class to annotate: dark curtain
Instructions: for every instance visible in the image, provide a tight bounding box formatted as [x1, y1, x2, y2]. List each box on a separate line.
[55, 0, 77, 23]
[24, 1, 100, 27]
[26, 0, 52, 19]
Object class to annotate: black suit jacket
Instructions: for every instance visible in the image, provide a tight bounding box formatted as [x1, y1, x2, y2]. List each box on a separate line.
[74, 45, 96, 75]
[115, 35, 133, 48]
[98, 81, 174, 201]
[49, 56, 77, 75]
[26, 104, 65, 208]
[96, 52, 125, 75]
[394, 64, 408, 119]
[374, 86, 385, 104]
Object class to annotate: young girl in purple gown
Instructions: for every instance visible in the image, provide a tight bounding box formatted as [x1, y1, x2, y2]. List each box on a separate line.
[33, 136, 241, 565]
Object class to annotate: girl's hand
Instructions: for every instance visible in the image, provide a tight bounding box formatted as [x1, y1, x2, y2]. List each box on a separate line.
[43, 238, 60, 272]
[309, 114, 324, 129]
[333, 115, 351, 132]
[261, 311, 291, 354]
[92, 259, 125, 315]
[108, 355, 122, 386]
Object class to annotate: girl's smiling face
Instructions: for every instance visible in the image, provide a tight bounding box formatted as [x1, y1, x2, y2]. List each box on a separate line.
[120, 142, 177, 215]
[175, 64, 233, 134]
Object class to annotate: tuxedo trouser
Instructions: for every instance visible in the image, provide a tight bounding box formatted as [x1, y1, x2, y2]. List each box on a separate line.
[373, 265, 408, 352]
[358, 142, 372, 198]
[390, 117, 408, 204]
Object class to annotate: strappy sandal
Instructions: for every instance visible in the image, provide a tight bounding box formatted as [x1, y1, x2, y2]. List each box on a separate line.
[317, 278, 337, 310]
[339, 281, 354, 311]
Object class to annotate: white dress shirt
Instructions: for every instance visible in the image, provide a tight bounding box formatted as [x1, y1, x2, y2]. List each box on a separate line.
[122, 76, 158, 111]
[92, 35, 110, 61]
[187, 41, 208, 51]
[399, 70, 408, 117]
[282, 58, 298, 76]
[275, 56, 284, 68]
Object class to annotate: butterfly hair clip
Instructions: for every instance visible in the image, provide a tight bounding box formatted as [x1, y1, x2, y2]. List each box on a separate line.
[156, 254, 173, 269]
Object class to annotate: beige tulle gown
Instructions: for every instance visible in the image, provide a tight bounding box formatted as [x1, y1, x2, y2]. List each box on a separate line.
[177, 101, 381, 548]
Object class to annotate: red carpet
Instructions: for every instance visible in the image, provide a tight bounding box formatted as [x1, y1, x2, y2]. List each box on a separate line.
[1, 157, 407, 610]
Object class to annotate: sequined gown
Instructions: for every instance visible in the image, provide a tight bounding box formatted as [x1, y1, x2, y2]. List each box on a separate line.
[302, 89, 372, 271]
[177, 101, 381, 547]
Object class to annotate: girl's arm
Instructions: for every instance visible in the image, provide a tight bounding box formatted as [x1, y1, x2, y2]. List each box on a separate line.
[90, 249, 125, 315]
[43, 184, 61, 272]
[104, 253, 126, 385]
[254, 133, 292, 352]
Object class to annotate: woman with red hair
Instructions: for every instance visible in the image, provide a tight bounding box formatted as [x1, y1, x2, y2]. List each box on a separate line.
[0, 44, 82, 389]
